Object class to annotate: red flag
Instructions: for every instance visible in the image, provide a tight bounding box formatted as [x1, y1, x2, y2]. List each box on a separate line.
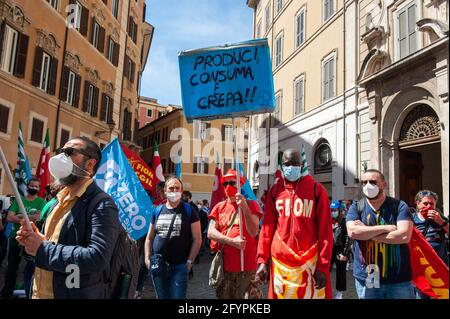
[210, 163, 225, 211]
[409, 227, 449, 299]
[152, 140, 165, 197]
[121, 144, 154, 190]
[36, 128, 50, 198]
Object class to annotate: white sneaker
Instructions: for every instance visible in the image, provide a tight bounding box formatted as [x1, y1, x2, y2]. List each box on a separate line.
[334, 292, 343, 299]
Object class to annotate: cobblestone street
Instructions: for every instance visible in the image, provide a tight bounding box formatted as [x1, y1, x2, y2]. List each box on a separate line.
[0, 247, 357, 299]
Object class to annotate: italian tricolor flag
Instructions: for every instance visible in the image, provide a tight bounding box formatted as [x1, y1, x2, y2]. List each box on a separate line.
[36, 128, 51, 198]
[152, 140, 165, 196]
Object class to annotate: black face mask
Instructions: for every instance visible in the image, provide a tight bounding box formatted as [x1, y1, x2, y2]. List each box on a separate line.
[27, 188, 39, 195]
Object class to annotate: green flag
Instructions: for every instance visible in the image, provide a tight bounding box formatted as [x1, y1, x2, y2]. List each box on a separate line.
[15, 122, 29, 195]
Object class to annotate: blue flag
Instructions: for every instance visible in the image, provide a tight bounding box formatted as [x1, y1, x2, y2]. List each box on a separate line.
[233, 161, 257, 201]
[94, 138, 154, 240]
[24, 156, 32, 180]
[175, 148, 182, 179]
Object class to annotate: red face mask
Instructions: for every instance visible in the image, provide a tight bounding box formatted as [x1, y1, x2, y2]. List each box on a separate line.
[225, 185, 237, 198]
[419, 207, 430, 217]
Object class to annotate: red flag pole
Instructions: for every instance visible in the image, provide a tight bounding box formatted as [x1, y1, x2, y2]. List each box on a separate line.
[232, 117, 244, 272]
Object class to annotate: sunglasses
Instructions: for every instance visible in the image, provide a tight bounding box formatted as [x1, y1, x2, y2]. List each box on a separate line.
[361, 180, 377, 186]
[222, 181, 236, 187]
[56, 147, 92, 159]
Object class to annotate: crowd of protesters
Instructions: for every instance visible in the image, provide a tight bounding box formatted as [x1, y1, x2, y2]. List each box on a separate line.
[0, 139, 448, 300]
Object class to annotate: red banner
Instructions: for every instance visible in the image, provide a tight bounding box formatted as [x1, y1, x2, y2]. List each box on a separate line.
[121, 145, 154, 191]
[409, 227, 449, 299]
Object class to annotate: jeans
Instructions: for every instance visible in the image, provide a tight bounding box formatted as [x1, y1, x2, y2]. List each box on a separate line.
[354, 278, 366, 299]
[151, 262, 188, 299]
[365, 281, 415, 299]
[1, 243, 35, 299]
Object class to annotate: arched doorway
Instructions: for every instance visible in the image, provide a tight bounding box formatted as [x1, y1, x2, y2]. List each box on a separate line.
[314, 139, 332, 200]
[398, 105, 442, 209]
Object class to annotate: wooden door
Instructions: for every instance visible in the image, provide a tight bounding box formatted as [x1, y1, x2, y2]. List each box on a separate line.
[399, 150, 423, 207]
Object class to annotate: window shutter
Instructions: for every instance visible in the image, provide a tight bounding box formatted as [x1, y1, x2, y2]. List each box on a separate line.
[98, 26, 105, 52]
[130, 60, 135, 83]
[205, 161, 209, 174]
[206, 123, 211, 140]
[92, 86, 99, 117]
[108, 98, 114, 122]
[100, 93, 107, 121]
[221, 125, 225, 141]
[80, 6, 89, 36]
[0, 21, 5, 60]
[127, 17, 132, 36]
[59, 66, 70, 100]
[13, 33, 29, 78]
[82, 81, 90, 112]
[113, 42, 119, 66]
[0, 105, 10, 133]
[32, 46, 44, 87]
[123, 55, 129, 78]
[90, 18, 96, 44]
[133, 21, 138, 43]
[193, 160, 198, 173]
[48, 56, 58, 95]
[102, 0, 108, 4]
[73, 74, 81, 107]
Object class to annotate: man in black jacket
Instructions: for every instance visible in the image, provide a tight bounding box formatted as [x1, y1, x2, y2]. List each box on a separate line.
[16, 137, 120, 299]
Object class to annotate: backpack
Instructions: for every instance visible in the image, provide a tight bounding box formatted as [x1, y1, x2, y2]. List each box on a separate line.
[89, 194, 140, 299]
[356, 197, 401, 224]
[153, 202, 193, 222]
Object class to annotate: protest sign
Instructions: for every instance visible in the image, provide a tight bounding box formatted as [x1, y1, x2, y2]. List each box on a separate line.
[178, 39, 275, 121]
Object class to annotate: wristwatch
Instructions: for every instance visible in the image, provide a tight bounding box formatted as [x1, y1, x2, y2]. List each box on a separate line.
[186, 259, 193, 265]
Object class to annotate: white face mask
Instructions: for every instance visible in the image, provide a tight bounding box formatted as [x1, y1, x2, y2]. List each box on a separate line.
[49, 153, 90, 180]
[166, 192, 182, 202]
[49, 153, 74, 179]
[363, 183, 380, 199]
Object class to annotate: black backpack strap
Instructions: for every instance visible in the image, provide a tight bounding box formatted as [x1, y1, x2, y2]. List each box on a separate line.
[357, 198, 365, 220]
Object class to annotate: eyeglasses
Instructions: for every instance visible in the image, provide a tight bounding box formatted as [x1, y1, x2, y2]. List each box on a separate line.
[56, 147, 92, 159]
[222, 180, 236, 187]
[361, 180, 377, 186]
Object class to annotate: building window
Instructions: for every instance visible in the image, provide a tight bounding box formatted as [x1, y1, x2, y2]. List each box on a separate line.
[0, 104, 10, 134]
[158, 111, 163, 118]
[275, 32, 283, 67]
[0, 25, 18, 74]
[265, 3, 271, 34]
[124, 55, 135, 83]
[30, 117, 44, 143]
[397, 2, 418, 59]
[322, 55, 335, 102]
[107, 38, 114, 62]
[71, 1, 88, 36]
[294, 76, 305, 116]
[128, 17, 138, 43]
[276, 0, 283, 15]
[295, 9, 305, 48]
[107, 36, 119, 66]
[89, 19, 105, 52]
[223, 158, 233, 174]
[274, 93, 282, 125]
[147, 109, 153, 117]
[46, 0, 58, 10]
[82, 81, 99, 117]
[100, 94, 113, 123]
[324, 0, 334, 22]
[162, 127, 169, 143]
[256, 20, 262, 39]
[59, 127, 71, 148]
[122, 108, 132, 141]
[112, 0, 119, 18]
[194, 120, 210, 140]
[59, 66, 81, 107]
[39, 52, 51, 92]
[193, 156, 209, 174]
[221, 125, 233, 142]
[314, 140, 332, 173]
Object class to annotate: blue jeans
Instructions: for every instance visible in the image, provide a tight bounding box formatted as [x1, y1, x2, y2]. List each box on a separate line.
[355, 278, 366, 299]
[151, 262, 188, 299]
[365, 281, 415, 299]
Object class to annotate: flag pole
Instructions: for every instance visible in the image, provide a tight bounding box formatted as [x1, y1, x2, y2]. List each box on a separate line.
[232, 117, 244, 272]
[0, 145, 31, 228]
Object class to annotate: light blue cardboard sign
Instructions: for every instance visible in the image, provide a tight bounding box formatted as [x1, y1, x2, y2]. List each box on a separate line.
[178, 39, 275, 122]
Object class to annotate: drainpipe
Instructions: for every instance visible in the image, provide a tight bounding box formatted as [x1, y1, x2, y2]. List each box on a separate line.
[342, 0, 348, 187]
[355, 0, 360, 184]
[53, 24, 69, 151]
[118, 0, 132, 142]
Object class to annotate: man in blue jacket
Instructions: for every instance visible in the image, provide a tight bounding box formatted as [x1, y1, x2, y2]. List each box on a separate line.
[16, 137, 120, 299]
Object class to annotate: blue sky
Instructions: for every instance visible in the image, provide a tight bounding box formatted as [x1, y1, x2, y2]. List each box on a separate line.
[141, 0, 254, 106]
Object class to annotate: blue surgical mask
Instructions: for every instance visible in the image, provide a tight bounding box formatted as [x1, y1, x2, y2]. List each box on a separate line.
[282, 165, 302, 182]
[332, 211, 339, 219]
